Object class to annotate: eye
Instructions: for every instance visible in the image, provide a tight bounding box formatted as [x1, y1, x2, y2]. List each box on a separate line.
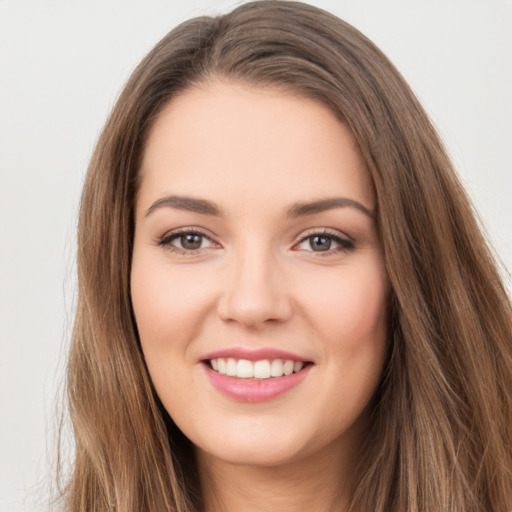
[158, 229, 217, 253]
[303, 235, 334, 252]
[295, 231, 354, 253]
[175, 233, 207, 250]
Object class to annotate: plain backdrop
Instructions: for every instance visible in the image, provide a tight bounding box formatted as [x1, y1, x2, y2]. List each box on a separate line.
[1, 1, 511, 511]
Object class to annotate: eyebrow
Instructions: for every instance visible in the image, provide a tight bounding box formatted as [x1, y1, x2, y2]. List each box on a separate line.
[145, 195, 374, 219]
[145, 195, 223, 217]
[286, 197, 374, 218]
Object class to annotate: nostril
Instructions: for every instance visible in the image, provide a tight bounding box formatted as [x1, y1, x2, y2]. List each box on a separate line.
[216, 256, 294, 326]
[217, 294, 293, 326]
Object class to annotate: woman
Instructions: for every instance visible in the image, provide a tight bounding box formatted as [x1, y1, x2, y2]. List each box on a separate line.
[63, 1, 512, 510]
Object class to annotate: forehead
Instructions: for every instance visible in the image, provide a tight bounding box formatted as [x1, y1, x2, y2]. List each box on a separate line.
[138, 80, 374, 214]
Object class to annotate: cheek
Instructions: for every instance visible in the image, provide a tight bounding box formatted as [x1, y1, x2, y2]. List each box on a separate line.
[130, 255, 216, 351]
[298, 257, 390, 412]
[130, 254, 216, 413]
[335, 276, 388, 349]
[302, 260, 389, 348]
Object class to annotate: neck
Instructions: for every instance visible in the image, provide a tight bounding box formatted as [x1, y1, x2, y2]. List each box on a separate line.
[197, 441, 357, 512]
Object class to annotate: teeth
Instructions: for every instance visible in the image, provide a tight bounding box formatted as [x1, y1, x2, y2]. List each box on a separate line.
[209, 358, 305, 379]
[237, 359, 253, 378]
[283, 360, 294, 375]
[270, 359, 283, 377]
[226, 358, 237, 376]
[254, 360, 271, 379]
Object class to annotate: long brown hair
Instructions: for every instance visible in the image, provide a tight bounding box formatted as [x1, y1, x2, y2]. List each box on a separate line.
[63, 1, 512, 510]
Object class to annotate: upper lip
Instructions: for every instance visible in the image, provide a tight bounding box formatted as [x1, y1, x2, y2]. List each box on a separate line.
[201, 347, 311, 363]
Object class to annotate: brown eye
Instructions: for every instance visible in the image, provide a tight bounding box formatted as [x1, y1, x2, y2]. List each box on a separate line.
[309, 235, 331, 252]
[294, 231, 354, 254]
[158, 230, 216, 252]
[179, 233, 203, 250]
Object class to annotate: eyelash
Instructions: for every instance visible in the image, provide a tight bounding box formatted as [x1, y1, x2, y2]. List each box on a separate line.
[157, 227, 217, 254]
[156, 227, 355, 255]
[295, 229, 355, 255]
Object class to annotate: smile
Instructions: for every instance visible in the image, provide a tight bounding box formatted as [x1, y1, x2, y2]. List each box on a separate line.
[201, 349, 313, 402]
[209, 358, 304, 379]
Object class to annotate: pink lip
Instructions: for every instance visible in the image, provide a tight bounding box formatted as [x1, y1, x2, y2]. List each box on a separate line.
[204, 365, 312, 402]
[201, 347, 309, 362]
[200, 348, 313, 402]
[204, 365, 311, 402]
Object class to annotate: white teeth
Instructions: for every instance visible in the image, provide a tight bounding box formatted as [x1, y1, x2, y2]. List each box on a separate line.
[270, 359, 284, 377]
[236, 359, 253, 378]
[253, 360, 271, 379]
[209, 358, 306, 379]
[283, 360, 294, 375]
[226, 358, 237, 376]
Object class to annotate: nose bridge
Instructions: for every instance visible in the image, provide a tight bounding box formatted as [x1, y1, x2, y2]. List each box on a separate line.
[217, 237, 292, 326]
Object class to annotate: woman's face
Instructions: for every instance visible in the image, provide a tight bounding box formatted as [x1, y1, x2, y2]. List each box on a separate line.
[131, 81, 389, 469]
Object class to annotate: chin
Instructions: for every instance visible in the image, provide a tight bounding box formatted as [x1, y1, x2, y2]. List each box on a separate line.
[192, 420, 328, 470]
[198, 440, 308, 469]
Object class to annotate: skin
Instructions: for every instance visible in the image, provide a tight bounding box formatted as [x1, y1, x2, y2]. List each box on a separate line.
[131, 80, 390, 511]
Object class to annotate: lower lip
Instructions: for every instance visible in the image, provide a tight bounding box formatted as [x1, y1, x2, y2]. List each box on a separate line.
[204, 364, 312, 402]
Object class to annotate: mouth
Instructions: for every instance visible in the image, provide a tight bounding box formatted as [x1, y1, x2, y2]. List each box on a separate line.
[200, 349, 313, 402]
[205, 357, 310, 379]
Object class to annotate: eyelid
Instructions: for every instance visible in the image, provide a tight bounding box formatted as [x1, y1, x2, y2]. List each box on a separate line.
[156, 226, 220, 253]
[155, 226, 354, 255]
[292, 228, 355, 253]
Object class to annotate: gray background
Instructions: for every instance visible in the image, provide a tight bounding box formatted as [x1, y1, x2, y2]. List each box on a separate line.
[1, 1, 511, 510]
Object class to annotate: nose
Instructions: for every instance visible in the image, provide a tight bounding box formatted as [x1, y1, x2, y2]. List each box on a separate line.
[217, 244, 293, 327]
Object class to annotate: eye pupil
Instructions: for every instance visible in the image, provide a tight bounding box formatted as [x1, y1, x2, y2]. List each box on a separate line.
[181, 233, 202, 250]
[310, 235, 331, 251]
